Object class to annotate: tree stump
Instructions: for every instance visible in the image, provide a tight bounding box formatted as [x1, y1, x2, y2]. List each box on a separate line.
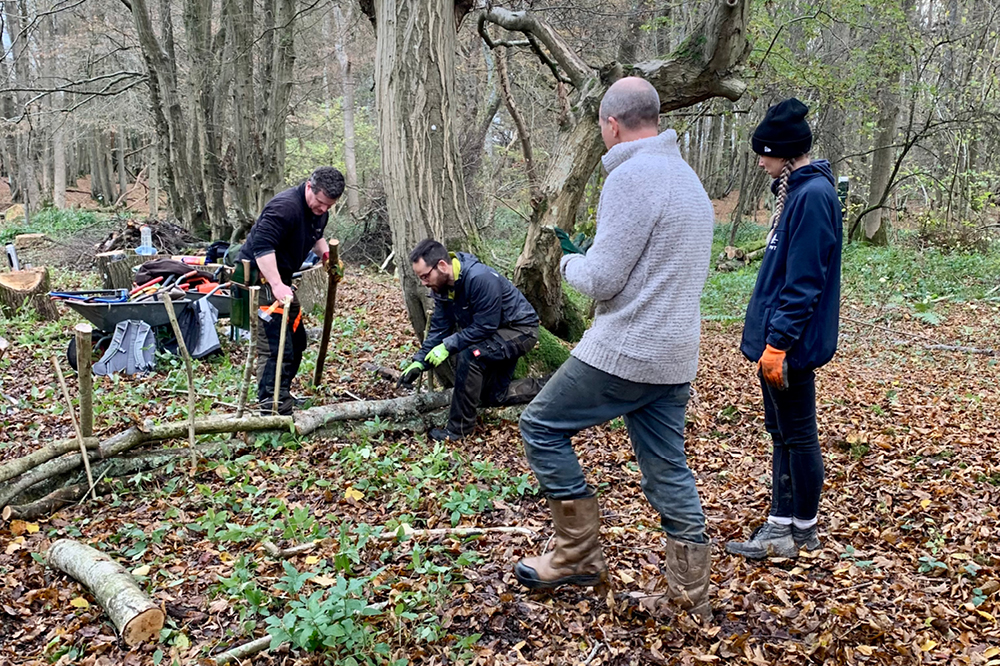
[47, 539, 164, 646]
[0, 267, 58, 320]
[294, 264, 328, 315]
[95, 251, 147, 289]
[13, 233, 56, 268]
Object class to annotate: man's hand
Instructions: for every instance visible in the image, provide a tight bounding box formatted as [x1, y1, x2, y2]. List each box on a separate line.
[270, 281, 294, 303]
[425, 344, 450, 367]
[758, 344, 788, 390]
[397, 361, 425, 387]
[553, 227, 585, 255]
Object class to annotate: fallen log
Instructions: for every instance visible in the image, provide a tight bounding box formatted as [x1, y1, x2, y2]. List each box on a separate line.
[47, 538, 165, 646]
[0, 437, 100, 484]
[295, 390, 452, 436]
[0, 393, 451, 510]
[3, 481, 114, 521]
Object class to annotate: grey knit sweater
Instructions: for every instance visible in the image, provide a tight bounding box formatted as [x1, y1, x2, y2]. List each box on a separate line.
[561, 130, 713, 384]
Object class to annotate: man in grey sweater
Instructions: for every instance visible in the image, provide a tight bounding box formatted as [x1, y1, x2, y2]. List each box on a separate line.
[514, 77, 715, 620]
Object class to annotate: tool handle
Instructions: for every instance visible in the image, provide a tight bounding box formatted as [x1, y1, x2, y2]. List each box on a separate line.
[129, 276, 163, 296]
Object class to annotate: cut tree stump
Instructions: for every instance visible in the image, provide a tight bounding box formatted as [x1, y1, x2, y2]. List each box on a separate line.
[0, 267, 58, 320]
[95, 251, 146, 289]
[47, 538, 165, 646]
[13, 233, 56, 268]
[294, 264, 327, 314]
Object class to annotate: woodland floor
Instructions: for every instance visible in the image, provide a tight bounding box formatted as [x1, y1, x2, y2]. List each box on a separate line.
[2, 255, 1000, 666]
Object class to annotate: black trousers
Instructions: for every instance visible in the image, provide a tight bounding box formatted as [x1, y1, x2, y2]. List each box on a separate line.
[447, 326, 546, 435]
[256, 295, 306, 414]
[760, 368, 824, 522]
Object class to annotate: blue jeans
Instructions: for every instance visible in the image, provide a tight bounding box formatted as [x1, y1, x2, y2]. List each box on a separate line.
[760, 368, 823, 521]
[519, 356, 706, 544]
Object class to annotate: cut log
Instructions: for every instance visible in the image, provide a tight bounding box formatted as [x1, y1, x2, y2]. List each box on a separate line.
[95, 251, 146, 289]
[0, 267, 58, 320]
[47, 538, 164, 646]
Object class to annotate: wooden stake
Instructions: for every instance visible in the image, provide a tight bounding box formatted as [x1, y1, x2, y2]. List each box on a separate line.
[236, 286, 259, 418]
[313, 239, 340, 387]
[51, 357, 96, 501]
[74, 324, 94, 437]
[161, 295, 197, 471]
[272, 295, 292, 415]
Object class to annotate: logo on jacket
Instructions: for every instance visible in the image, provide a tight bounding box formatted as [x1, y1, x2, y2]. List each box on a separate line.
[768, 233, 780, 251]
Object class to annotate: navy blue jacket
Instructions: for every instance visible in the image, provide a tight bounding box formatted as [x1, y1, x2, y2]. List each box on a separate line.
[239, 183, 328, 285]
[415, 252, 539, 362]
[741, 160, 842, 371]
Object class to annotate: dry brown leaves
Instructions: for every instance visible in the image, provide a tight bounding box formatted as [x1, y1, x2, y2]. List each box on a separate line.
[2, 269, 999, 665]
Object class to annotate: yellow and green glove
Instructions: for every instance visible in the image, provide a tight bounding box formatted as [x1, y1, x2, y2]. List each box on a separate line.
[397, 360, 425, 387]
[425, 343, 450, 367]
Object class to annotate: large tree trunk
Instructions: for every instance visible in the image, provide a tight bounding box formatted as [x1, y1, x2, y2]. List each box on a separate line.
[52, 113, 67, 208]
[224, 0, 258, 232]
[371, 0, 476, 338]
[484, 1, 750, 334]
[333, 4, 361, 216]
[127, 0, 208, 235]
[5, 0, 41, 211]
[257, 0, 296, 207]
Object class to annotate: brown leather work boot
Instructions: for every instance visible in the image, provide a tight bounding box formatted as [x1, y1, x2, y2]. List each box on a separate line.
[514, 495, 608, 590]
[662, 536, 712, 622]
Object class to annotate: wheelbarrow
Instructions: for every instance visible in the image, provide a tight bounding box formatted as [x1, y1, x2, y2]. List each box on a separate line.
[51, 290, 192, 371]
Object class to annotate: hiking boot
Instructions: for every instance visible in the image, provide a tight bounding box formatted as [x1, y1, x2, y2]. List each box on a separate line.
[428, 427, 463, 442]
[725, 521, 797, 559]
[514, 494, 608, 590]
[259, 396, 295, 416]
[662, 536, 712, 622]
[792, 524, 821, 551]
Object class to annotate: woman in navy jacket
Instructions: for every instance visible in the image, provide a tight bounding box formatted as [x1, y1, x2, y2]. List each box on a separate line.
[726, 98, 843, 560]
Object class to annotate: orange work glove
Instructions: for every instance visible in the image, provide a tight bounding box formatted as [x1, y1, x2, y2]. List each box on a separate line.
[758, 344, 788, 390]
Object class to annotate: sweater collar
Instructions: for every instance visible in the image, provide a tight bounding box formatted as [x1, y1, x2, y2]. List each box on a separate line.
[602, 130, 681, 174]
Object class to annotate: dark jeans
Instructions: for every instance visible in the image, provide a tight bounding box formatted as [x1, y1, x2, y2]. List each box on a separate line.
[256, 295, 307, 413]
[448, 326, 543, 435]
[760, 368, 823, 522]
[520, 356, 706, 544]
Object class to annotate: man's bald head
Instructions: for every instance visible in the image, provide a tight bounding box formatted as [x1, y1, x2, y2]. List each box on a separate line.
[599, 77, 661, 131]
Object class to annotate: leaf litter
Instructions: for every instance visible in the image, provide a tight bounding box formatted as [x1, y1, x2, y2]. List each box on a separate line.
[1, 268, 999, 665]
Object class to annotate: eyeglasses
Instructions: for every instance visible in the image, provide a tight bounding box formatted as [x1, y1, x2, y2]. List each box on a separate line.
[417, 265, 438, 282]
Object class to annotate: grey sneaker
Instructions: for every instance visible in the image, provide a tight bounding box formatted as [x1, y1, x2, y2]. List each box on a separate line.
[725, 522, 797, 559]
[792, 525, 821, 551]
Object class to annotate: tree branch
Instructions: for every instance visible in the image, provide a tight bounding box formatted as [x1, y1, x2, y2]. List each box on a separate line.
[481, 8, 592, 87]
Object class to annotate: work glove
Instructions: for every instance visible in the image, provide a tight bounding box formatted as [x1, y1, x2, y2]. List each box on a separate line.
[552, 227, 585, 255]
[758, 344, 788, 390]
[397, 360, 425, 387]
[425, 343, 450, 367]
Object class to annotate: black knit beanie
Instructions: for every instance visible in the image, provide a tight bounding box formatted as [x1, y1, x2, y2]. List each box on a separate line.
[752, 98, 812, 158]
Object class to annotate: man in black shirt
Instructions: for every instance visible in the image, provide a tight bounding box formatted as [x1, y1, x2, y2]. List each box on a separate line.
[239, 167, 345, 414]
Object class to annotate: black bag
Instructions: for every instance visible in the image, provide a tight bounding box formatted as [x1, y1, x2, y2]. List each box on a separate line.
[134, 258, 215, 287]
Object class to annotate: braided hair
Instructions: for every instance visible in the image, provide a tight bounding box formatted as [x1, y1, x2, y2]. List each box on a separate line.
[765, 159, 795, 245]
